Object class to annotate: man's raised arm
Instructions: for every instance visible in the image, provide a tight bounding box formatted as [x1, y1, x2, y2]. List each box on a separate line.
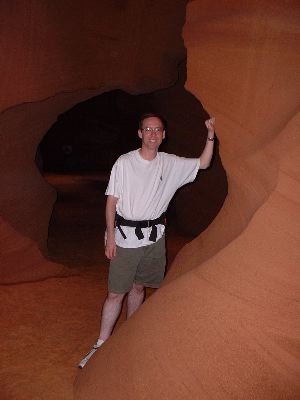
[199, 117, 216, 169]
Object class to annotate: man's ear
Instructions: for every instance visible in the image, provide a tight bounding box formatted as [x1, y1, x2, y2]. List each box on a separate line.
[138, 129, 142, 139]
[162, 130, 166, 139]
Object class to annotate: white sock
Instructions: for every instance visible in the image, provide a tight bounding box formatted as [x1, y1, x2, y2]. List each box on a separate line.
[95, 339, 105, 348]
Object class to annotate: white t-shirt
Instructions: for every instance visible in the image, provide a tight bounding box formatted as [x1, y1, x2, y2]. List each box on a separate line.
[105, 149, 200, 248]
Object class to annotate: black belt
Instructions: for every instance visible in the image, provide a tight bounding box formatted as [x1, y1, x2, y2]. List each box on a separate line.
[115, 212, 166, 242]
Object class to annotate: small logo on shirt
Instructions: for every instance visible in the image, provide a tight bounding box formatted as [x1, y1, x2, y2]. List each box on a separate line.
[160, 176, 163, 181]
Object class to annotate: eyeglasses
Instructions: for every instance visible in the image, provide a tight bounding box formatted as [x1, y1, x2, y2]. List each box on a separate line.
[141, 127, 163, 133]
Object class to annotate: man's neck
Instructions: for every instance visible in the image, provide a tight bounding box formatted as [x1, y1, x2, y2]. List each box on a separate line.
[139, 147, 158, 161]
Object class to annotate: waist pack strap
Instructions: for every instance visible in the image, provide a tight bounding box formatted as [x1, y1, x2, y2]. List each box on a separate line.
[115, 213, 166, 242]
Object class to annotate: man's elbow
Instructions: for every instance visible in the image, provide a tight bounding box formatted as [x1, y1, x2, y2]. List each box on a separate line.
[199, 159, 211, 170]
[107, 194, 119, 202]
[106, 195, 119, 208]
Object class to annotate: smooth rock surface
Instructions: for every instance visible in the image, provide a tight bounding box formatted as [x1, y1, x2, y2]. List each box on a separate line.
[74, 2, 300, 399]
[0, 0, 299, 399]
[0, 1, 189, 282]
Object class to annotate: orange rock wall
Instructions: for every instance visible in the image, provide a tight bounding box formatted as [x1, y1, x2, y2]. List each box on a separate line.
[168, 0, 300, 276]
[0, 1, 188, 112]
[0, 0, 299, 398]
[0, 0, 188, 283]
[75, 1, 300, 399]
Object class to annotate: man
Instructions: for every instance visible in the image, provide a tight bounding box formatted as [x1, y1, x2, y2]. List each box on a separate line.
[78, 112, 215, 368]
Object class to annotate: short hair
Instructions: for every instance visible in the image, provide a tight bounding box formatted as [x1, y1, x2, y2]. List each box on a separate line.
[138, 112, 167, 130]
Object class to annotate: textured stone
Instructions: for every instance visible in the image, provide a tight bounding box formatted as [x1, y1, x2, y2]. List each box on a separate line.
[0, 0, 299, 398]
[74, 1, 300, 399]
[0, 0, 188, 283]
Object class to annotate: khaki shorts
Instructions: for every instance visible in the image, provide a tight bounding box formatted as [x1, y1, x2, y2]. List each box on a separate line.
[108, 235, 166, 294]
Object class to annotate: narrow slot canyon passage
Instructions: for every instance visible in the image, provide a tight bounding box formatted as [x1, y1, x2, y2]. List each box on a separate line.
[40, 87, 227, 271]
[1, 1, 299, 399]
[45, 174, 109, 269]
[0, 87, 228, 399]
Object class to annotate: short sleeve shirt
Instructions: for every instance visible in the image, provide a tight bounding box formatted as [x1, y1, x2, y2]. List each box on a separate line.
[105, 149, 200, 248]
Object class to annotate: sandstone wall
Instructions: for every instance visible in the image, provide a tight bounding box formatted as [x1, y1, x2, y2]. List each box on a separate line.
[75, 1, 300, 399]
[0, 0, 188, 283]
[0, 0, 299, 398]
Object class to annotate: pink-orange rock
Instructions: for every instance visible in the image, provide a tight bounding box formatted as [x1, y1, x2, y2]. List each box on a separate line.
[0, 1, 188, 282]
[75, 1, 300, 399]
[0, 1, 188, 112]
[1, 0, 299, 398]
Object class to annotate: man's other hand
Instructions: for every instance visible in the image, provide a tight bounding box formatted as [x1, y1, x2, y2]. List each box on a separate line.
[105, 236, 116, 260]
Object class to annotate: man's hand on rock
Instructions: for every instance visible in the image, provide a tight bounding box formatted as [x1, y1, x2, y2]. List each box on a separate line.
[205, 117, 215, 136]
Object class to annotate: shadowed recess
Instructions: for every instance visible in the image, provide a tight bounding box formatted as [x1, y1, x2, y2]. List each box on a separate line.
[38, 84, 227, 240]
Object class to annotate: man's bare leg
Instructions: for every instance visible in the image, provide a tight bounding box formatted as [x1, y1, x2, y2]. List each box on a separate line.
[78, 292, 125, 368]
[99, 291, 125, 341]
[127, 282, 145, 318]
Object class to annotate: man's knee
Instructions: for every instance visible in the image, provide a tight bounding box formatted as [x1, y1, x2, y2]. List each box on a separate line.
[131, 282, 145, 293]
[107, 291, 125, 302]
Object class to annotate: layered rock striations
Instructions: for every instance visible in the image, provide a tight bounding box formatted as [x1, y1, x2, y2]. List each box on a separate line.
[0, 0, 188, 283]
[0, 0, 299, 398]
[74, 1, 300, 399]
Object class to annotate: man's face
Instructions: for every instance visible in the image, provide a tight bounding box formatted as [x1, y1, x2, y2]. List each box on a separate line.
[138, 117, 165, 151]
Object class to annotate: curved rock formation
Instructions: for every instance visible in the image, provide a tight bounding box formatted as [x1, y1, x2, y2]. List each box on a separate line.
[0, 0, 299, 398]
[74, 1, 300, 399]
[40, 80, 227, 237]
[0, 0, 188, 283]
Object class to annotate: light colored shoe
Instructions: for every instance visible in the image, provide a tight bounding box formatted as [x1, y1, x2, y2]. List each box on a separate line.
[78, 339, 104, 369]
